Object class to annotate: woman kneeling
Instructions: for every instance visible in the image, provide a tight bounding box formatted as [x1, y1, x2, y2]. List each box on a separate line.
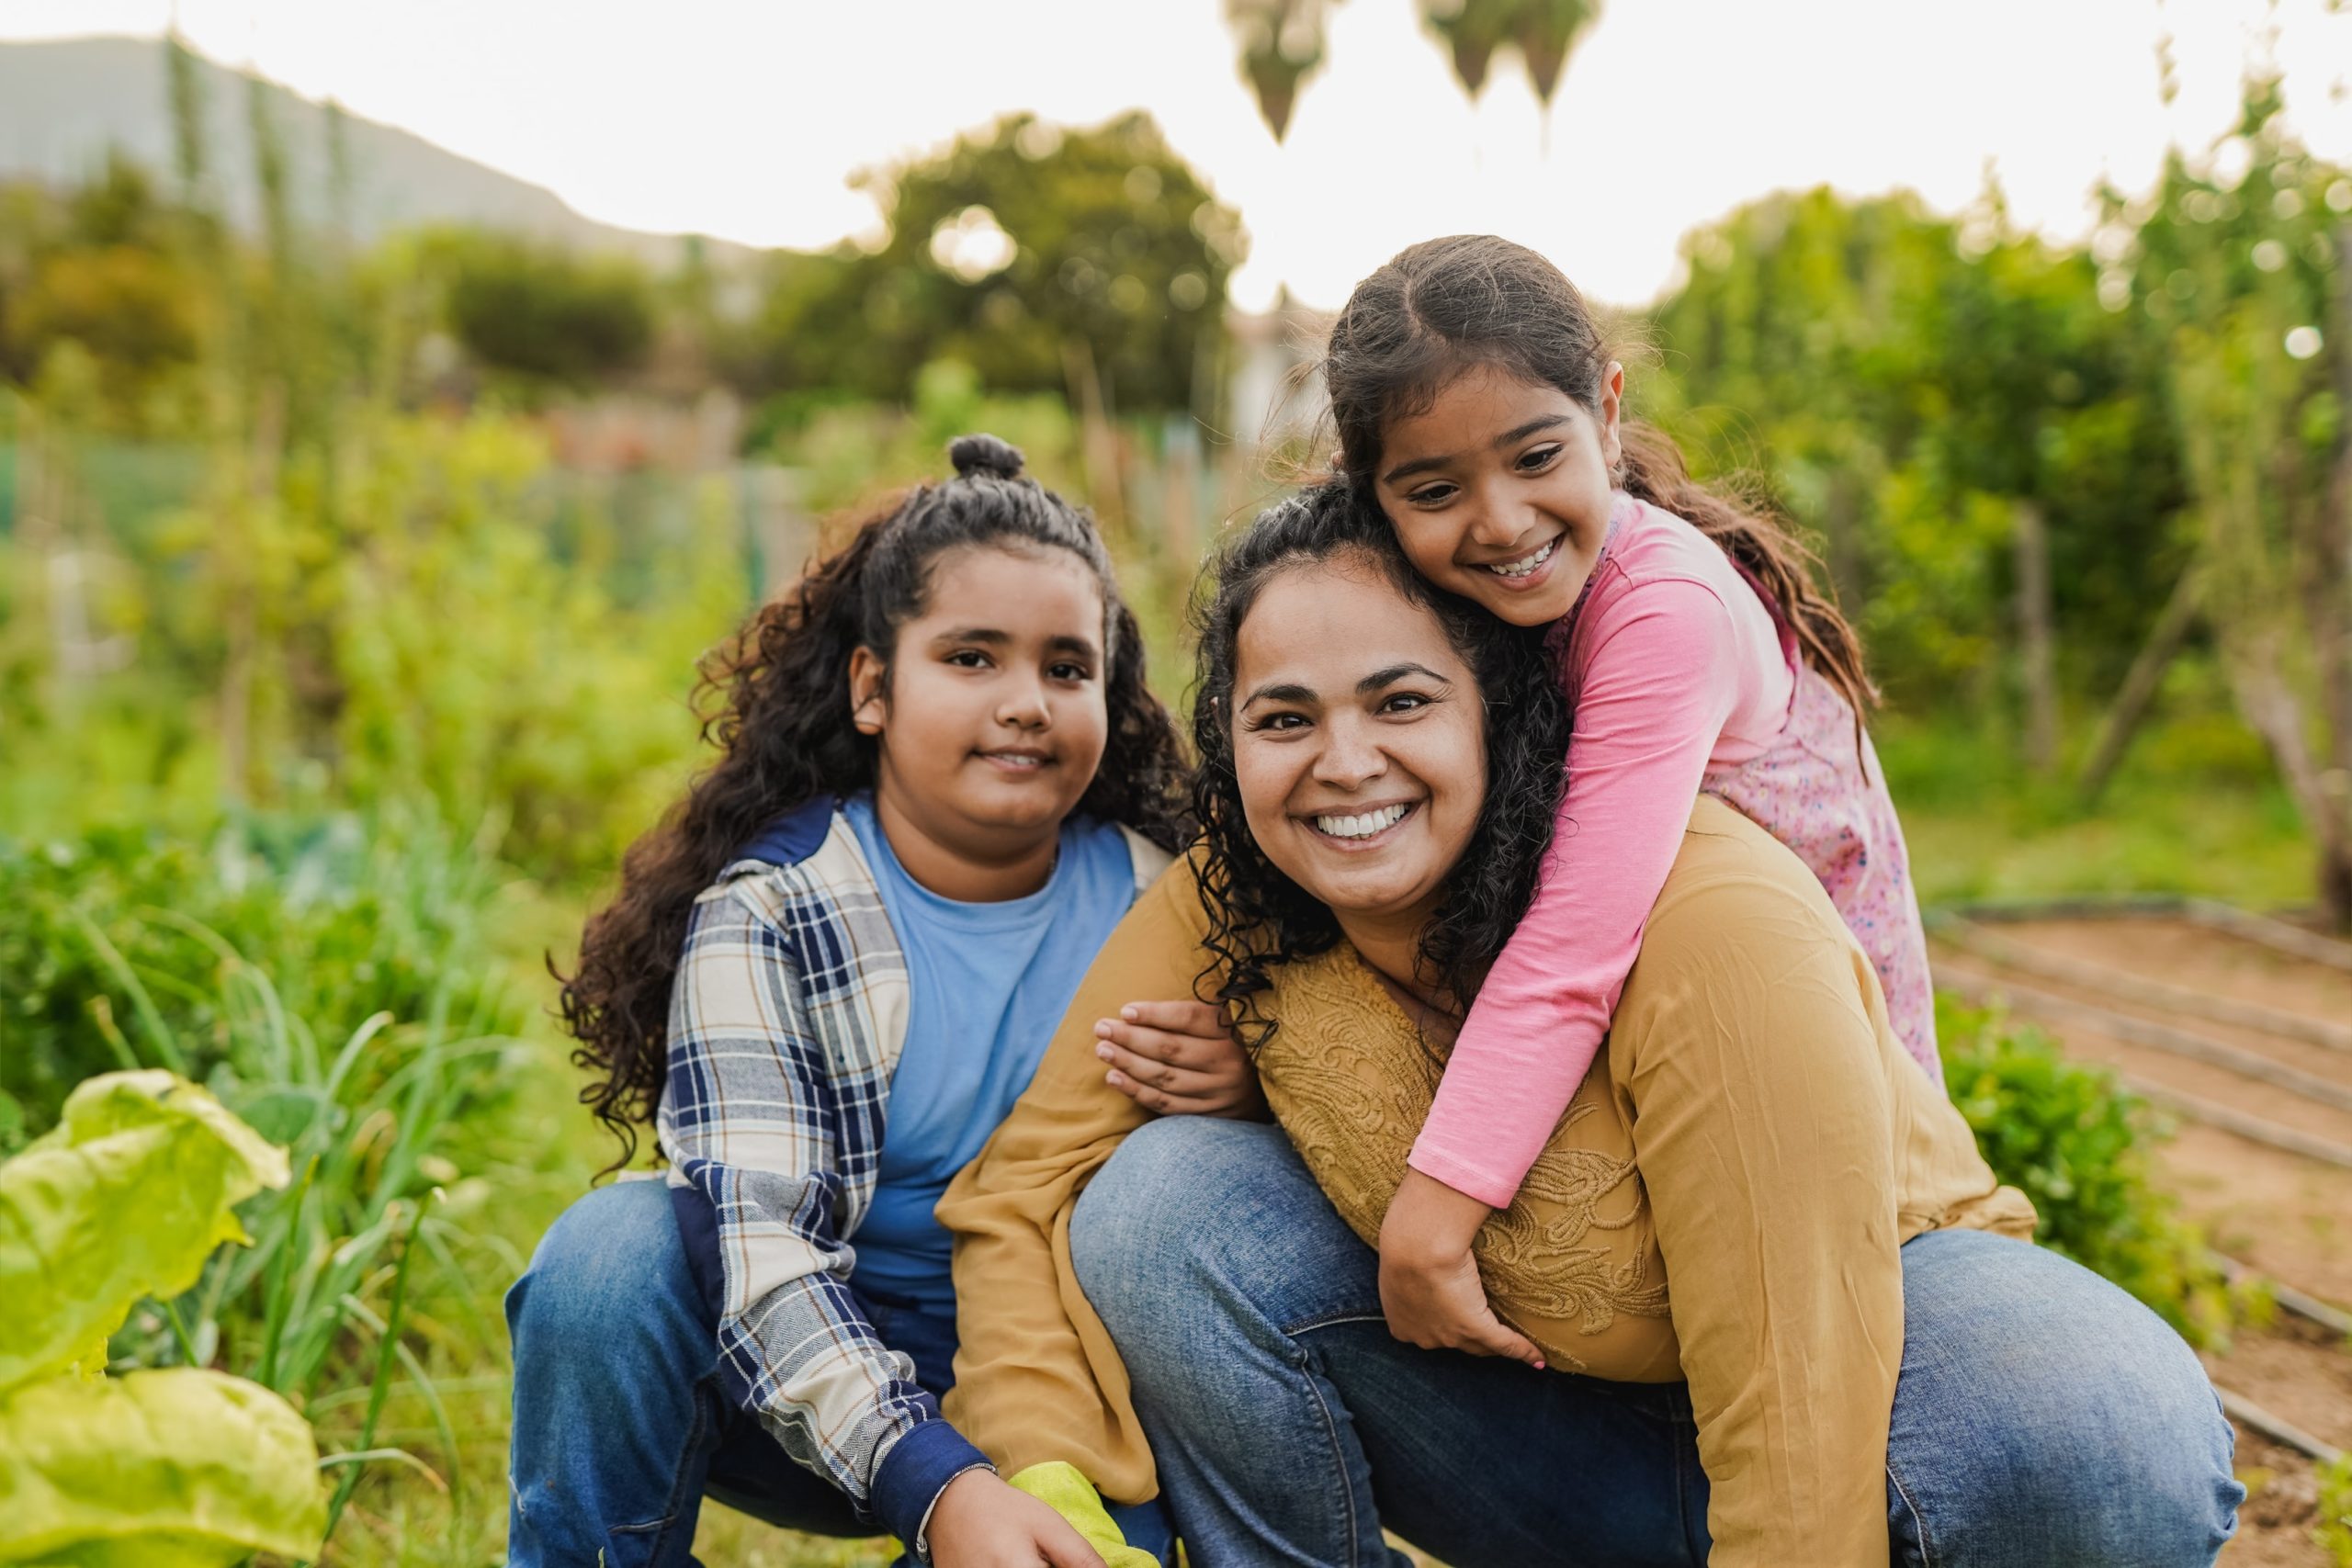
[941, 484, 2243, 1568]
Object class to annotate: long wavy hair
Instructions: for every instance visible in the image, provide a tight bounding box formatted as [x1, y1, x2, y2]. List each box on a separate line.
[1322, 233, 1878, 721]
[1189, 481, 1570, 1048]
[558, 434, 1192, 1168]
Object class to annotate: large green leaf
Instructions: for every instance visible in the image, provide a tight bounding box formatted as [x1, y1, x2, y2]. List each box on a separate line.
[0, 1366, 325, 1567]
[0, 1072, 288, 1394]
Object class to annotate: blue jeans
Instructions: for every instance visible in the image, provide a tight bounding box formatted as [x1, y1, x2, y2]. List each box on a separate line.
[504, 1179, 1174, 1568]
[1070, 1117, 2244, 1568]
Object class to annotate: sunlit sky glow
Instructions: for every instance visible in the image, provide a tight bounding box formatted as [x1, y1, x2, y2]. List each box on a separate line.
[5, 0, 2350, 310]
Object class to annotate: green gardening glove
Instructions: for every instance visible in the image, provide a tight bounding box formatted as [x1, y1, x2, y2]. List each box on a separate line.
[1006, 1461, 1162, 1568]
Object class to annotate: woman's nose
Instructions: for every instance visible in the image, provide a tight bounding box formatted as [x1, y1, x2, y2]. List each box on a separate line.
[1310, 716, 1385, 789]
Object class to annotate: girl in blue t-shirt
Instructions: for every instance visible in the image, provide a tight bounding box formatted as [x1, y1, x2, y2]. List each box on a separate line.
[511, 435, 1204, 1568]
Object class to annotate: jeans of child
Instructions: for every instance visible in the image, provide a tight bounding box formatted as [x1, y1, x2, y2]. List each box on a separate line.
[1069, 1116, 2245, 1568]
[503, 1178, 1175, 1568]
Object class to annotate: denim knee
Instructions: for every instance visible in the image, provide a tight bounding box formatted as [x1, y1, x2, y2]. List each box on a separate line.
[1072, 1117, 1379, 1361]
[507, 1179, 710, 1372]
[1887, 1229, 2242, 1568]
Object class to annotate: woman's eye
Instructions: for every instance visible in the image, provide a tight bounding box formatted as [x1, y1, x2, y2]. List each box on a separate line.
[1048, 661, 1091, 682]
[1407, 482, 1457, 507]
[1250, 712, 1308, 732]
[1516, 444, 1562, 472]
[1380, 693, 1431, 715]
[945, 649, 991, 669]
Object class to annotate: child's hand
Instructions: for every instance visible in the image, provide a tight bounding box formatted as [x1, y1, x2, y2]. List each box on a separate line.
[1094, 999, 1267, 1120]
[1376, 1168, 1546, 1369]
[928, 1469, 1110, 1568]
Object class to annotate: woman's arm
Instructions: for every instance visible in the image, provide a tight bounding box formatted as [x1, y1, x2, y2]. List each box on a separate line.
[938, 852, 1221, 1503]
[1611, 801, 1905, 1568]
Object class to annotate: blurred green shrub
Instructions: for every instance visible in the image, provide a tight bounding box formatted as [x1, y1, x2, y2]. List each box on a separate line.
[1939, 992, 2233, 1343]
[0, 811, 539, 1543]
[426, 230, 655, 388]
[0, 809, 519, 1149]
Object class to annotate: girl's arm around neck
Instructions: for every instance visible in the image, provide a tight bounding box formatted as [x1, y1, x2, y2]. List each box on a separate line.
[1409, 576, 1748, 1208]
[938, 850, 1222, 1503]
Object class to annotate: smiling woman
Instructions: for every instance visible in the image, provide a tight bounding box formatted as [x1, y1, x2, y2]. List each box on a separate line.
[940, 480, 2243, 1568]
[1182, 484, 1568, 1051]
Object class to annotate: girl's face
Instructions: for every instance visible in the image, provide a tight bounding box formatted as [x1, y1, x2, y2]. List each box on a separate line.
[1373, 362, 1623, 627]
[850, 543, 1110, 865]
[1230, 554, 1486, 935]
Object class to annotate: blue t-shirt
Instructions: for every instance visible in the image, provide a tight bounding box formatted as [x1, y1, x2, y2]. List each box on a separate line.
[842, 793, 1139, 1315]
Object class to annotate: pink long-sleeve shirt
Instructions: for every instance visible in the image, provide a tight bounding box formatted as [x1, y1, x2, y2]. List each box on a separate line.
[1408, 494, 1940, 1210]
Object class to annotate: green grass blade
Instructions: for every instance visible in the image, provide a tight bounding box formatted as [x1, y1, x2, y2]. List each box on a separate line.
[322, 1190, 434, 1545]
[68, 908, 189, 1074]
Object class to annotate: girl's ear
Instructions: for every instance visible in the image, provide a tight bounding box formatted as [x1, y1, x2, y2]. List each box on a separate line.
[1598, 360, 1625, 471]
[847, 646, 889, 737]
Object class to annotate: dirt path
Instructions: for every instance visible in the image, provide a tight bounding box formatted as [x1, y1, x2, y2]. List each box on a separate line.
[1932, 915, 2352, 1566]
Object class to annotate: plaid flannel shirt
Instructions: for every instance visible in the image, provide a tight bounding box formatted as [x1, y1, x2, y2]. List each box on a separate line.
[656, 796, 1167, 1553]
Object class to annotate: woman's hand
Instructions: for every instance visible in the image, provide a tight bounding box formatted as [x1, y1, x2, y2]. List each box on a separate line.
[1376, 1168, 1545, 1368]
[927, 1469, 1110, 1568]
[1095, 999, 1267, 1120]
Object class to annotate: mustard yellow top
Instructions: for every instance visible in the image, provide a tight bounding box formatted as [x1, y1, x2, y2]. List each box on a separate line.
[940, 798, 2033, 1568]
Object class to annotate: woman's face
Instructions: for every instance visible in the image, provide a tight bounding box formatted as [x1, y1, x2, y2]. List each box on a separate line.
[1230, 553, 1487, 931]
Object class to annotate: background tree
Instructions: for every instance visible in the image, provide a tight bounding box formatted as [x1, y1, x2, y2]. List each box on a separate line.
[429, 231, 655, 388]
[2117, 76, 2352, 925]
[844, 111, 1244, 416]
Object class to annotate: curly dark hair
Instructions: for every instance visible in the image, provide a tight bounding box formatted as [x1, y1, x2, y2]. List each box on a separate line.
[558, 434, 1192, 1169]
[1323, 234, 1878, 727]
[1189, 480, 1570, 1048]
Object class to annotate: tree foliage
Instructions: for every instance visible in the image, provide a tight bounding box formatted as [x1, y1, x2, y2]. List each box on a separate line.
[838, 112, 1244, 413]
[1645, 186, 2186, 703]
[429, 231, 655, 387]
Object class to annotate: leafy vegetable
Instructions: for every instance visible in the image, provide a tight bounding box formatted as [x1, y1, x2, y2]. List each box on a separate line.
[0, 1071, 323, 1568]
[0, 1367, 325, 1568]
[0, 1071, 287, 1394]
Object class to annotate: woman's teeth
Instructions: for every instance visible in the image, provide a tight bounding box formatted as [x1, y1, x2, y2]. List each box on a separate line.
[1314, 804, 1409, 840]
[1486, 537, 1558, 579]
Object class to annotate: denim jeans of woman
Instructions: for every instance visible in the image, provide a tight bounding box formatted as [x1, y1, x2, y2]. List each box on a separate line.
[1069, 1116, 2243, 1568]
[503, 1178, 1176, 1568]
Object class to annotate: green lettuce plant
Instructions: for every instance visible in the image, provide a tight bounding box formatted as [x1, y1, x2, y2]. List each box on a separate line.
[0, 1069, 326, 1567]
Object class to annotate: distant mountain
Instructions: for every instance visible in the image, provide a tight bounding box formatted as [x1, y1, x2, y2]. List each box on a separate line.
[0, 35, 741, 266]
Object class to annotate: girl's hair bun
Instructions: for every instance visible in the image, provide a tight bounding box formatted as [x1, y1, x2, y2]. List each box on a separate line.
[949, 433, 1025, 481]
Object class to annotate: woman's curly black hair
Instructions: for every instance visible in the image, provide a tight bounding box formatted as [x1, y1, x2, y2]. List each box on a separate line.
[1189, 479, 1570, 1047]
[559, 434, 1193, 1169]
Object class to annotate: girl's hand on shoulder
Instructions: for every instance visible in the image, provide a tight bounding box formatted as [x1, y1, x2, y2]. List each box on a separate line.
[1376, 1169, 1545, 1369]
[928, 1469, 1110, 1568]
[1094, 999, 1267, 1120]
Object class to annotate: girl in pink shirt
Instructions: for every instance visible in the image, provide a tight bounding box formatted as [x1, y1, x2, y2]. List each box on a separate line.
[1323, 234, 1940, 1366]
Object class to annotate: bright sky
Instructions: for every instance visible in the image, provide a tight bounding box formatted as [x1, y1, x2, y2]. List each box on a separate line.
[4, 0, 2349, 310]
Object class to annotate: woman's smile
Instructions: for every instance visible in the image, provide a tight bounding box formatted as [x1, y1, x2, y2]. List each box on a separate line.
[1304, 798, 1419, 846]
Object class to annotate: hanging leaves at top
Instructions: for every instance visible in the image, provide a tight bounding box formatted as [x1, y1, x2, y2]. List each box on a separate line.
[1422, 0, 1602, 105]
[1516, 0, 1602, 106]
[1223, 0, 1603, 140]
[1227, 0, 1338, 141]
